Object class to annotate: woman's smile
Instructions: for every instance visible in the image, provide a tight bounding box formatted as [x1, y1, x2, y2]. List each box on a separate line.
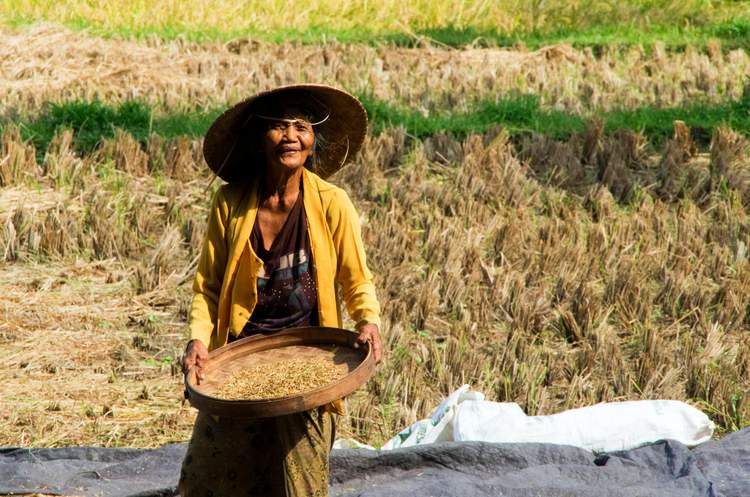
[276, 146, 306, 166]
[278, 145, 302, 156]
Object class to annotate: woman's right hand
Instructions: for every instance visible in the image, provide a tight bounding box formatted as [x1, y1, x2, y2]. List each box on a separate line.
[182, 339, 208, 385]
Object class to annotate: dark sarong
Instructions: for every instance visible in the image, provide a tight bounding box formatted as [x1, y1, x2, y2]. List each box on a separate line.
[178, 408, 336, 497]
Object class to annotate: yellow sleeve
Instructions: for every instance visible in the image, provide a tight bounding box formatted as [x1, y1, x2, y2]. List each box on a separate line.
[327, 188, 381, 329]
[189, 188, 229, 348]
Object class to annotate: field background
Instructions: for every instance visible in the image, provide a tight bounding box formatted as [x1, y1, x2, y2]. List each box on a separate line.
[1, 1, 750, 448]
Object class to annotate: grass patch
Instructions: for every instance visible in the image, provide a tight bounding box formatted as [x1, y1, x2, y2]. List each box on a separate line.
[10, 92, 750, 155]
[150, 109, 222, 141]
[4, 1, 750, 50]
[15, 101, 221, 157]
[367, 92, 750, 144]
[8, 17, 750, 51]
[605, 98, 750, 142]
[364, 92, 750, 145]
[20, 100, 153, 154]
[402, 20, 750, 51]
[362, 94, 585, 138]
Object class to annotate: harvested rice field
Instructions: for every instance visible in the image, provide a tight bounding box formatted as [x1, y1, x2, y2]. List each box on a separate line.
[4, 25, 750, 115]
[1, 5, 749, 449]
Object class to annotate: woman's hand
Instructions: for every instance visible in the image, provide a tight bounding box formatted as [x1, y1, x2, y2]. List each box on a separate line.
[182, 339, 209, 385]
[354, 323, 383, 364]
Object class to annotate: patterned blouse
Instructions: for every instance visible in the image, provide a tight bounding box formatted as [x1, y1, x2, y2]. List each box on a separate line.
[238, 188, 318, 337]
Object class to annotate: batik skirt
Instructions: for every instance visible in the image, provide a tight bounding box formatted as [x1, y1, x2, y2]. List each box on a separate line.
[178, 408, 336, 497]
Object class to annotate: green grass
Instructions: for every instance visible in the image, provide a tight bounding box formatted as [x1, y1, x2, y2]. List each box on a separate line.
[10, 92, 750, 156]
[8, 15, 750, 50]
[366, 92, 750, 144]
[22, 100, 154, 153]
[13, 101, 221, 158]
[604, 100, 750, 142]
[393, 20, 750, 51]
[362, 94, 585, 138]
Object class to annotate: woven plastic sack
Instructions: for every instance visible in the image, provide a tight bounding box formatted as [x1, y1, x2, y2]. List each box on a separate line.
[336, 385, 715, 452]
[453, 398, 714, 452]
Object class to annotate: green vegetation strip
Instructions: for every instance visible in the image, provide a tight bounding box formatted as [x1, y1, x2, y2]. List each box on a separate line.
[7, 15, 750, 50]
[8, 94, 750, 156]
[12, 100, 222, 154]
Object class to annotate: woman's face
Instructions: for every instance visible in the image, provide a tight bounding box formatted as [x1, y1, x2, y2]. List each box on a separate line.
[261, 108, 315, 173]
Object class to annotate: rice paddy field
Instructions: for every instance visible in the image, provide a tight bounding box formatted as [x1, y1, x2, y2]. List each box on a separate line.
[1, 1, 750, 448]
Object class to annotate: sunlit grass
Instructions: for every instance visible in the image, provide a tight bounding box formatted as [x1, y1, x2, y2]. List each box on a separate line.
[12, 93, 750, 158]
[3, 0, 750, 47]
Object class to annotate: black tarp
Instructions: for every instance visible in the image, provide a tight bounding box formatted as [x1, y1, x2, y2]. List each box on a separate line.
[1, 427, 748, 497]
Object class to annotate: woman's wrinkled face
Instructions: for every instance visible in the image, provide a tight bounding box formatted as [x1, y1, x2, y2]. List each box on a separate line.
[261, 107, 315, 172]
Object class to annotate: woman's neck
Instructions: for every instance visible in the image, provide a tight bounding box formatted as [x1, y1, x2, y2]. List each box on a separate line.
[260, 166, 303, 208]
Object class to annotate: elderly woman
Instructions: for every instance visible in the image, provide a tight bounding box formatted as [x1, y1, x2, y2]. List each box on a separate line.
[178, 85, 382, 497]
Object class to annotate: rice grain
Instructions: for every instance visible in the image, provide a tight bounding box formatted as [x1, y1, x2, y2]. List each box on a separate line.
[217, 358, 343, 400]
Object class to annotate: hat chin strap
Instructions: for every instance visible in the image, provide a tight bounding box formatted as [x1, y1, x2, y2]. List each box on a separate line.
[333, 137, 350, 173]
[341, 137, 350, 165]
[204, 139, 238, 193]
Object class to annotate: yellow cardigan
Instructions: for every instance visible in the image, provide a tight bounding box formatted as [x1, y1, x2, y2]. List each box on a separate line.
[189, 168, 381, 351]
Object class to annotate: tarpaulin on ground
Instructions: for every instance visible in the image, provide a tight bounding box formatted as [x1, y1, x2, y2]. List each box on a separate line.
[1, 427, 748, 497]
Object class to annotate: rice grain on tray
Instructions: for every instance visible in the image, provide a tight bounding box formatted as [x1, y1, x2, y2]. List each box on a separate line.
[217, 357, 343, 400]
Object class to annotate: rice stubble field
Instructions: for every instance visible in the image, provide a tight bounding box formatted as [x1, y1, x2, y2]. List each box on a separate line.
[0, 24, 749, 448]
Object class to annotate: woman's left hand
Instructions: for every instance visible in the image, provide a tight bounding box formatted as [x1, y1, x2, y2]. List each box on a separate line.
[355, 323, 383, 364]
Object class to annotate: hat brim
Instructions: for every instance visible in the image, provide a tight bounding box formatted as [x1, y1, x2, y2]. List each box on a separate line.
[203, 84, 368, 183]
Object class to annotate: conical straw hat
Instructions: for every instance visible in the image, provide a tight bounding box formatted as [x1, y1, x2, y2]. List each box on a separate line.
[203, 84, 368, 182]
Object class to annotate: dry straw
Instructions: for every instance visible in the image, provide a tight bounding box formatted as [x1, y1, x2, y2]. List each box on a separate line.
[1, 118, 749, 447]
[3, 27, 750, 116]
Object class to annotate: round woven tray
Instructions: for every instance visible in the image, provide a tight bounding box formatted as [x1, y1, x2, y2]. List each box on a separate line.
[184, 327, 374, 418]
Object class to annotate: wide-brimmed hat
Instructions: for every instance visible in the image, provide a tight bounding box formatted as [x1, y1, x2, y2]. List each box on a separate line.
[203, 84, 367, 183]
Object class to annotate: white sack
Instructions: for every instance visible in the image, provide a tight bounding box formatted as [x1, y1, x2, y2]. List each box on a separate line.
[453, 398, 715, 452]
[379, 385, 485, 450]
[336, 386, 715, 452]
